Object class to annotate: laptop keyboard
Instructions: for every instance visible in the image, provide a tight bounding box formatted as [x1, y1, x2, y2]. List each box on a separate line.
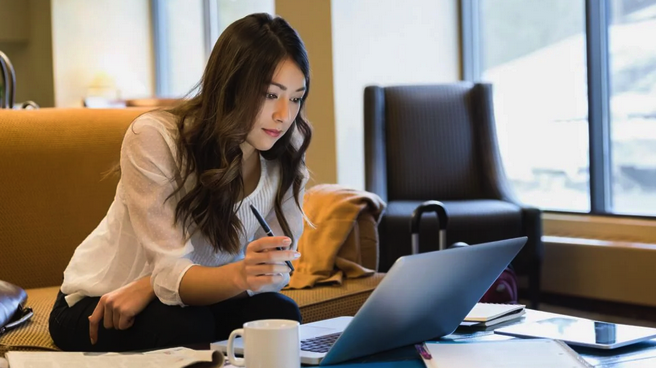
[301, 332, 342, 353]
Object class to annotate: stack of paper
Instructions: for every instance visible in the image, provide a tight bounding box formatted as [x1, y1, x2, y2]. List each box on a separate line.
[5, 347, 224, 368]
[460, 302, 526, 327]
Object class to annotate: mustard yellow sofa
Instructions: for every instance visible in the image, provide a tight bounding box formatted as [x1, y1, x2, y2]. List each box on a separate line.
[0, 108, 384, 355]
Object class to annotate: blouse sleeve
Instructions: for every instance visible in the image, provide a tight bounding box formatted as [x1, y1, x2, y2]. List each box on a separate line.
[119, 116, 195, 306]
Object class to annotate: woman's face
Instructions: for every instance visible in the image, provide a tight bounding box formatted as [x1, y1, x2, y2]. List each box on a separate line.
[242, 58, 306, 155]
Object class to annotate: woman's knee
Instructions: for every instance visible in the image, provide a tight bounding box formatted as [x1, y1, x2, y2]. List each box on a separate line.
[247, 292, 302, 323]
[48, 292, 98, 351]
[133, 301, 216, 348]
[49, 311, 82, 351]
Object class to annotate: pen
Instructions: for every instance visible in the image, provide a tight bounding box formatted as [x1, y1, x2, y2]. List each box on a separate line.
[249, 204, 295, 272]
[414, 343, 432, 360]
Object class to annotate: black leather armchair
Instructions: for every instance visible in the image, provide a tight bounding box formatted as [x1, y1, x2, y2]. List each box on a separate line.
[364, 83, 543, 308]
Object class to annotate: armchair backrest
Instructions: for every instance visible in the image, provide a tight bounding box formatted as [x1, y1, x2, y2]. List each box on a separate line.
[364, 83, 506, 202]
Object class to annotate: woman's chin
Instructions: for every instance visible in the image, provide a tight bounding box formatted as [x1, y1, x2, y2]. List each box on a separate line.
[254, 139, 280, 152]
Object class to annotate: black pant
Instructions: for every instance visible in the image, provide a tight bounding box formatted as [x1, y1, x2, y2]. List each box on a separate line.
[49, 291, 301, 352]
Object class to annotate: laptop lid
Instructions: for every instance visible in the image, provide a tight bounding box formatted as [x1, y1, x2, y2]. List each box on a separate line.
[319, 236, 526, 365]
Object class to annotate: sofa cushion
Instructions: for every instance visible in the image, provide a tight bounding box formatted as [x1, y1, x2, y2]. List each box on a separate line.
[0, 274, 384, 356]
[282, 273, 385, 323]
[0, 287, 59, 356]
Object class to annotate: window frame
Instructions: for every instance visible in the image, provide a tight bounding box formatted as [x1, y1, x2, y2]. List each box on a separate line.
[151, 0, 171, 97]
[151, 0, 216, 98]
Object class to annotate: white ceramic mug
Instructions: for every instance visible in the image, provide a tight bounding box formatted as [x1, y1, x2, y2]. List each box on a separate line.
[227, 319, 300, 368]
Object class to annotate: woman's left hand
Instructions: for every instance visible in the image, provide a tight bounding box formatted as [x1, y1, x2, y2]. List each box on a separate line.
[88, 276, 155, 345]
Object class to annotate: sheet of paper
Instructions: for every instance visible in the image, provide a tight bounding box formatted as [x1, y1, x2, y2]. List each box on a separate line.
[422, 339, 592, 368]
[6, 347, 223, 368]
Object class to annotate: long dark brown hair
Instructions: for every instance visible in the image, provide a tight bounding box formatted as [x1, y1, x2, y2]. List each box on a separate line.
[168, 13, 311, 254]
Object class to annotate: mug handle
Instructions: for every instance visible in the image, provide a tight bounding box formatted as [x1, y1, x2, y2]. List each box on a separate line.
[227, 328, 245, 366]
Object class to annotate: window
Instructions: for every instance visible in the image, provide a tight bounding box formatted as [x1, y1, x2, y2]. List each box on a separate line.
[152, 0, 274, 98]
[608, 0, 656, 215]
[462, 0, 656, 217]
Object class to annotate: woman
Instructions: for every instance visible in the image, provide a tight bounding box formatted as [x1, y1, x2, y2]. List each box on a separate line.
[49, 13, 312, 352]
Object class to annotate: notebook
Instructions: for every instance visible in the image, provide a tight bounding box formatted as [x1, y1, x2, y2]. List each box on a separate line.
[460, 303, 526, 327]
[419, 339, 592, 368]
[212, 237, 527, 366]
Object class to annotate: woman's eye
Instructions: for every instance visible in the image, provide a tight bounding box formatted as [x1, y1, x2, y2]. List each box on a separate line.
[266, 93, 278, 99]
[291, 98, 302, 103]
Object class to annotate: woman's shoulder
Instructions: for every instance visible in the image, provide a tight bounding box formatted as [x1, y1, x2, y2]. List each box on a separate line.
[122, 110, 181, 152]
[129, 110, 179, 136]
[120, 110, 183, 162]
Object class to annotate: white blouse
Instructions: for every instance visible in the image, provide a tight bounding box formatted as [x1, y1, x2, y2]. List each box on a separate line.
[61, 111, 306, 307]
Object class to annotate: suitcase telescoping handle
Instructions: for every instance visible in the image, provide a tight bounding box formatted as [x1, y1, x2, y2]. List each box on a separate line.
[410, 200, 448, 254]
[0, 50, 16, 109]
[0, 50, 38, 110]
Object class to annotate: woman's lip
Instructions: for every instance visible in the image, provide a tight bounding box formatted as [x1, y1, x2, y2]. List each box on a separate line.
[263, 128, 282, 137]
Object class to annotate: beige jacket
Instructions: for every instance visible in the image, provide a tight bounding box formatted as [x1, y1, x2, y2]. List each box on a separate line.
[287, 184, 386, 289]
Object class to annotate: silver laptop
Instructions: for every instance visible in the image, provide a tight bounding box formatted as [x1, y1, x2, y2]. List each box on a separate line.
[212, 237, 526, 365]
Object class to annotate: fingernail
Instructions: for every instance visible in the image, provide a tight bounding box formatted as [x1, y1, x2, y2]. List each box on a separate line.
[282, 238, 292, 245]
[90, 338, 95, 345]
[293, 252, 301, 259]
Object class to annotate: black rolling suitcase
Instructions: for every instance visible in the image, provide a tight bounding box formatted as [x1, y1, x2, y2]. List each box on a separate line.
[410, 200, 518, 304]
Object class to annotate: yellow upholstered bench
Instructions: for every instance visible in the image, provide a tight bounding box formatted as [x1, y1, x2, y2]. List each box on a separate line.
[0, 108, 384, 355]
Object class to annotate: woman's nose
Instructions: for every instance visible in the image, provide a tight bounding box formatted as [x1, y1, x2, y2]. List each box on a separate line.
[273, 99, 290, 123]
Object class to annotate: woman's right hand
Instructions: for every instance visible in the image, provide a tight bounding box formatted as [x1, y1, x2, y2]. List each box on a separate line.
[88, 276, 155, 345]
[237, 236, 300, 292]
